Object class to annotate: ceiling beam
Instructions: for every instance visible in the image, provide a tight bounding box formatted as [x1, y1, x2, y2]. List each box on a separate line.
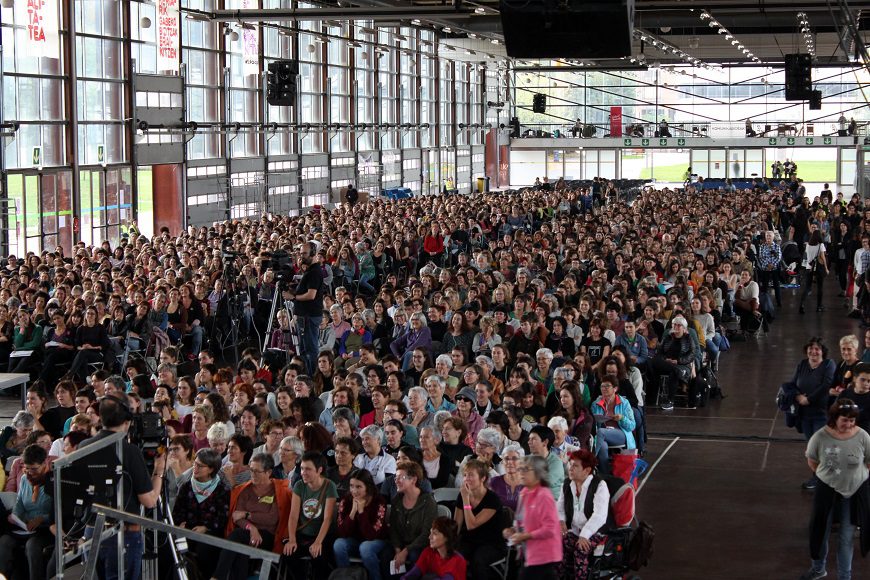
[210, 6, 475, 22]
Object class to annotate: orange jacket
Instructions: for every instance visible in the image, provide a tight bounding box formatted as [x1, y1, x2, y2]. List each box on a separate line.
[227, 479, 293, 554]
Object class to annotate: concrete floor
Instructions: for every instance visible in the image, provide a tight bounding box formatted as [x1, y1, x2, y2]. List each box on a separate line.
[0, 279, 866, 579]
[637, 280, 868, 580]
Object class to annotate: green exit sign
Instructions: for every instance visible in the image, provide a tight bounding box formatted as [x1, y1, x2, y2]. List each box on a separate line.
[623, 138, 632, 146]
[824, 137, 832, 145]
[769, 138, 777, 145]
[659, 138, 668, 146]
[641, 138, 649, 146]
[787, 137, 796, 145]
[677, 138, 685, 146]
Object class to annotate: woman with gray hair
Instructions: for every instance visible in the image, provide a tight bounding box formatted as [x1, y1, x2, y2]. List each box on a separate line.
[172, 447, 231, 580]
[0, 411, 35, 464]
[391, 311, 433, 371]
[206, 422, 230, 458]
[273, 436, 304, 486]
[502, 455, 563, 579]
[406, 386, 434, 431]
[434, 354, 460, 392]
[490, 443, 525, 511]
[419, 426, 453, 488]
[455, 427, 505, 488]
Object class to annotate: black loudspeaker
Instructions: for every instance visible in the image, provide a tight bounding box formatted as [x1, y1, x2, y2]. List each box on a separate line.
[500, 0, 634, 58]
[809, 90, 822, 110]
[510, 116, 521, 138]
[532, 94, 547, 114]
[785, 53, 813, 101]
[267, 59, 299, 106]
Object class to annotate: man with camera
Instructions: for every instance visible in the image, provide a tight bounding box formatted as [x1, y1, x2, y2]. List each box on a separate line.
[292, 241, 325, 375]
[83, 392, 166, 580]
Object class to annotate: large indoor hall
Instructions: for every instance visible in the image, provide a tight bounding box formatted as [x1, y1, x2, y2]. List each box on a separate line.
[1, 1, 870, 580]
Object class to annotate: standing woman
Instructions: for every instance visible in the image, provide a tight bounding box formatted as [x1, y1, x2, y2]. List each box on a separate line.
[801, 399, 870, 580]
[502, 455, 563, 580]
[793, 337, 837, 490]
[800, 229, 830, 314]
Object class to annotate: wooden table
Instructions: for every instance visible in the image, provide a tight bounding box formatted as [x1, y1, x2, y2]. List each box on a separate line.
[0, 373, 30, 408]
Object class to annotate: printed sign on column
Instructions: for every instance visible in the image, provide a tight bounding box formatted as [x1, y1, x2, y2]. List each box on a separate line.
[242, 0, 260, 76]
[157, 0, 180, 72]
[20, 0, 60, 58]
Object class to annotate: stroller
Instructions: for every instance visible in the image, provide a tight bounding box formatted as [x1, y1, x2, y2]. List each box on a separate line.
[586, 464, 654, 579]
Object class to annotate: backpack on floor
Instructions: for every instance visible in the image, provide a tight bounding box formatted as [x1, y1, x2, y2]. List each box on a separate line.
[627, 520, 655, 570]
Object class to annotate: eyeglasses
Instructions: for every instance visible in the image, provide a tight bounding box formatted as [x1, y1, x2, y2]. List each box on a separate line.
[23, 465, 43, 474]
[249, 468, 268, 475]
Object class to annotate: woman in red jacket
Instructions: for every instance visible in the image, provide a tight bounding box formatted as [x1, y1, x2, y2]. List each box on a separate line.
[423, 222, 445, 266]
[334, 469, 390, 580]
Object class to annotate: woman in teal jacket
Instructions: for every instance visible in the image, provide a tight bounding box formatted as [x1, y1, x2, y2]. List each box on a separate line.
[591, 376, 636, 473]
[9, 309, 43, 374]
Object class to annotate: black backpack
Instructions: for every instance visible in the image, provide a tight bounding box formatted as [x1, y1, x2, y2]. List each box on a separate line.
[627, 520, 655, 570]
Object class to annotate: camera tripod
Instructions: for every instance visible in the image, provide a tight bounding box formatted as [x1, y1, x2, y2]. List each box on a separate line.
[262, 277, 297, 354]
[215, 263, 245, 366]
[141, 475, 189, 580]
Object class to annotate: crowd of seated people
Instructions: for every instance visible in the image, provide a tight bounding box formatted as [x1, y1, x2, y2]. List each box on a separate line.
[0, 166, 864, 579]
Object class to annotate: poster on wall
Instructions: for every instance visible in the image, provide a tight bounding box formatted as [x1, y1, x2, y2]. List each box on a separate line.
[157, 0, 180, 72]
[242, 0, 259, 76]
[610, 106, 623, 138]
[18, 0, 60, 58]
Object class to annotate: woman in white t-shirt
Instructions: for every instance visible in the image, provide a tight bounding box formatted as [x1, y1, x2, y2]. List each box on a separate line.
[800, 229, 829, 314]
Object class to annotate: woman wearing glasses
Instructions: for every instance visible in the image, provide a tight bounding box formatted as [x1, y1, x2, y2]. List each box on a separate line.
[217, 453, 292, 580]
[173, 448, 230, 580]
[502, 455, 563, 580]
[801, 399, 870, 580]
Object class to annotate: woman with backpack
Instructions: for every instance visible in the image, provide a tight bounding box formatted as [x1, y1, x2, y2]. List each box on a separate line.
[555, 450, 612, 580]
[799, 228, 829, 314]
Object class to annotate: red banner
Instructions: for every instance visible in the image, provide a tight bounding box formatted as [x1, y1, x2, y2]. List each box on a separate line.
[610, 106, 623, 137]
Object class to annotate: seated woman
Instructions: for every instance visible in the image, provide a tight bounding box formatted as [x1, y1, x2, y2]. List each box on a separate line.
[387, 461, 438, 576]
[438, 417, 473, 477]
[489, 443, 525, 512]
[172, 448, 231, 580]
[272, 436, 304, 488]
[334, 469, 390, 580]
[222, 434, 254, 488]
[590, 377, 637, 474]
[420, 426, 454, 489]
[36, 311, 76, 385]
[328, 436, 361, 498]
[400, 517, 467, 580]
[0, 445, 53, 580]
[556, 450, 612, 580]
[282, 451, 338, 579]
[217, 453, 291, 580]
[455, 427, 504, 488]
[454, 458, 506, 580]
[0, 411, 35, 465]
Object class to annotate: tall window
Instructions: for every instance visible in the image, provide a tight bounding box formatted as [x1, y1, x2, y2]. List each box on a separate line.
[183, 0, 222, 160]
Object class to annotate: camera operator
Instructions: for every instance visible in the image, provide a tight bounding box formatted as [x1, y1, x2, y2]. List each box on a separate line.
[292, 242, 324, 376]
[83, 392, 167, 580]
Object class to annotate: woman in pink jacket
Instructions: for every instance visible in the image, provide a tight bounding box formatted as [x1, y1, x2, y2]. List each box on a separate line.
[502, 455, 563, 580]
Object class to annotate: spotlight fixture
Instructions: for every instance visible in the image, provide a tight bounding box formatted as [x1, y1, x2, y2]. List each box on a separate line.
[796, 12, 816, 59]
[698, 10, 761, 62]
[140, 16, 152, 29]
